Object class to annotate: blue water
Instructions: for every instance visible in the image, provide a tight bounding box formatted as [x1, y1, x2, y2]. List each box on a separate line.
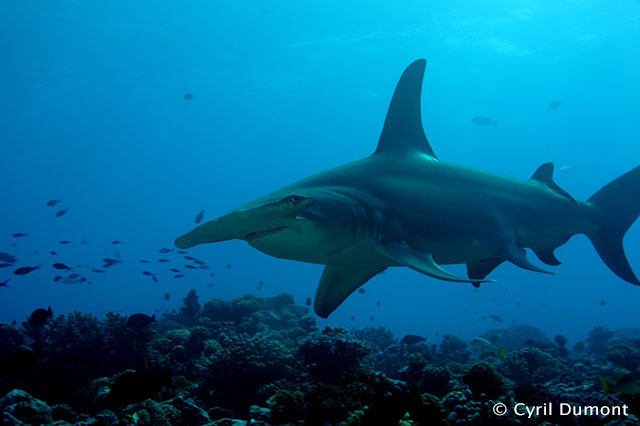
[1, 0, 639, 345]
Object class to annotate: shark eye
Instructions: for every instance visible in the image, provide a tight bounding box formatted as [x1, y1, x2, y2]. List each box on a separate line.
[289, 195, 302, 204]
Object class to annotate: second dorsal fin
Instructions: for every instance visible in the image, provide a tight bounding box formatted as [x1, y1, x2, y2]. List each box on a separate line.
[531, 162, 576, 204]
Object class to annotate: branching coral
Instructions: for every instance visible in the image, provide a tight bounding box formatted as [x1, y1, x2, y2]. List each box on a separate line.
[204, 332, 295, 411]
[587, 326, 615, 356]
[502, 347, 562, 385]
[298, 326, 370, 383]
[463, 362, 506, 399]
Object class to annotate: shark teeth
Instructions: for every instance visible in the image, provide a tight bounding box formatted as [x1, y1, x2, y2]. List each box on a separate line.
[244, 226, 287, 241]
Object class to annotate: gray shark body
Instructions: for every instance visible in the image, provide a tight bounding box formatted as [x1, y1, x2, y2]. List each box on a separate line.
[176, 59, 640, 318]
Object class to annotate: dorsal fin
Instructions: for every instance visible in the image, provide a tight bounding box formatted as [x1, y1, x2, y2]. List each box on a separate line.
[531, 162, 554, 182]
[374, 59, 436, 158]
[531, 162, 576, 204]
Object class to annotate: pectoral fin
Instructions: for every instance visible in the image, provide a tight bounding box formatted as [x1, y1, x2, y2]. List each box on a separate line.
[314, 263, 387, 318]
[376, 241, 491, 284]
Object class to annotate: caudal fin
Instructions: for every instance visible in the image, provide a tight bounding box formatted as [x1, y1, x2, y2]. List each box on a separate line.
[587, 166, 640, 285]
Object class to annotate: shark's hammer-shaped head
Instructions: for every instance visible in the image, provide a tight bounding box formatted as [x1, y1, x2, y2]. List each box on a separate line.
[175, 194, 316, 249]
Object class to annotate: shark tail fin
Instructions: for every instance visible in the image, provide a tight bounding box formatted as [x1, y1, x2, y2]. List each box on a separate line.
[587, 166, 640, 285]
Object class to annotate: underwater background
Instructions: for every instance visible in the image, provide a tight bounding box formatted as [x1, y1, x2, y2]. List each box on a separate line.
[1, 1, 640, 425]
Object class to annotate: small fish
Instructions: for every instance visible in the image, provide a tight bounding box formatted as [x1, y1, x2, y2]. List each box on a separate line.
[401, 334, 426, 345]
[194, 260, 206, 265]
[210, 273, 216, 277]
[111, 240, 122, 245]
[81, 240, 88, 245]
[59, 240, 72, 245]
[126, 313, 155, 329]
[376, 300, 381, 307]
[600, 300, 606, 306]
[91, 268, 105, 273]
[13, 266, 38, 275]
[139, 259, 151, 263]
[163, 293, 171, 301]
[0, 263, 13, 268]
[52, 263, 71, 270]
[0, 279, 9, 288]
[195, 210, 205, 224]
[158, 248, 172, 253]
[53, 276, 62, 282]
[28, 307, 52, 328]
[226, 263, 231, 269]
[55, 209, 68, 217]
[357, 288, 366, 294]
[152, 276, 158, 282]
[170, 268, 180, 273]
[102, 258, 122, 268]
[497, 346, 507, 360]
[184, 256, 196, 261]
[305, 297, 312, 306]
[12, 233, 28, 238]
[184, 265, 197, 269]
[489, 314, 504, 323]
[176, 250, 188, 255]
[68, 273, 81, 279]
[142, 271, 154, 276]
[601, 375, 610, 395]
[199, 265, 210, 270]
[548, 100, 562, 110]
[45, 200, 60, 207]
[183, 93, 194, 100]
[114, 251, 121, 259]
[158, 259, 169, 263]
[471, 115, 497, 127]
[351, 315, 356, 321]
[601, 372, 640, 396]
[0, 252, 17, 263]
[369, 316, 375, 321]
[50, 251, 58, 256]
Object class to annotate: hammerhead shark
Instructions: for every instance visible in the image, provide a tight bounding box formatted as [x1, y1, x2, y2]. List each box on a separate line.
[175, 59, 640, 318]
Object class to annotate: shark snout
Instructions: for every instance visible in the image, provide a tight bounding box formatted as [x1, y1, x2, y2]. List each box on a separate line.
[174, 195, 315, 249]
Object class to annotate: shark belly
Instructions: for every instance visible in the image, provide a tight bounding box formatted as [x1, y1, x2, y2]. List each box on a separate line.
[247, 225, 390, 266]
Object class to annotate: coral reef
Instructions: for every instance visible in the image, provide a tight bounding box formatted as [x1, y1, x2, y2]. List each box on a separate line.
[298, 326, 369, 383]
[502, 347, 563, 385]
[463, 362, 505, 399]
[606, 343, 640, 371]
[482, 324, 550, 351]
[0, 290, 638, 425]
[587, 326, 616, 356]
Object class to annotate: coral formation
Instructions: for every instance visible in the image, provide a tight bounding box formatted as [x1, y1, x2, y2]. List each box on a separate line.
[0, 290, 639, 425]
[463, 362, 505, 399]
[502, 347, 563, 385]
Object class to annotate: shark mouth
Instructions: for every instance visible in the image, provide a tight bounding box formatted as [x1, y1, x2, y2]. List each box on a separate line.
[244, 226, 287, 241]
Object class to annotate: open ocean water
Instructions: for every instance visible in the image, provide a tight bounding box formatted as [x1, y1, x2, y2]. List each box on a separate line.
[1, 1, 639, 425]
